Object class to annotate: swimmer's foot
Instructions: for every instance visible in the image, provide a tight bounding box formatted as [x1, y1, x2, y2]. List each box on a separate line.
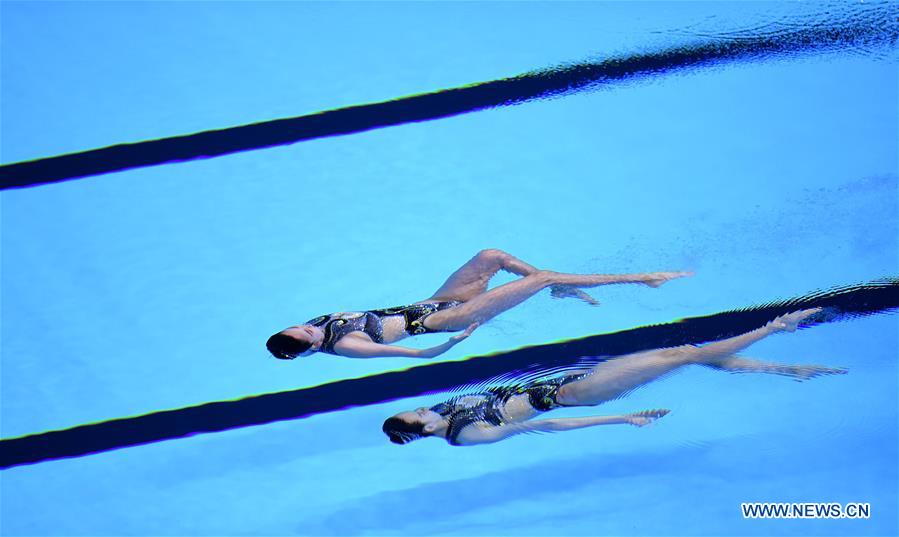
[776, 364, 848, 381]
[551, 285, 600, 306]
[625, 408, 670, 427]
[768, 308, 822, 333]
[641, 271, 693, 288]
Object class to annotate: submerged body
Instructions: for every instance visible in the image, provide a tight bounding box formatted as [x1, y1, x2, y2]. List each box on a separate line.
[384, 308, 847, 446]
[304, 301, 462, 354]
[425, 371, 591, 445]
[267, 249, 691, 359]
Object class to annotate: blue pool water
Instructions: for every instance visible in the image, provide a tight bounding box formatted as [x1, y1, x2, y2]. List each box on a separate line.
[1, 2, 896, 535]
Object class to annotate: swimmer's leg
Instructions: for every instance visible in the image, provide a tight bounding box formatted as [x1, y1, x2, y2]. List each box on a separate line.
[703, 355, 847, 381]
[427, 249, 600, 305]
[685, 308, 822, 360]
[555, 309, 824, 405]
[555, 347, 698, 406]
[427, 249, 536, 302]
[424, 269, 690, 330]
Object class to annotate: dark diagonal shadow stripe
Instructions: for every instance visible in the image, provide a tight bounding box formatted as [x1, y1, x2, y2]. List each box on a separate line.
[1, 3, 896, 190]
[1, 278, 896, 469]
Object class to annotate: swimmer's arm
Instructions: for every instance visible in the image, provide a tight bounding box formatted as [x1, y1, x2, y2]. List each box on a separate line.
[332, 339, 447, 358]
[333, 324, 477, 359]
[454, 410, 670, 445]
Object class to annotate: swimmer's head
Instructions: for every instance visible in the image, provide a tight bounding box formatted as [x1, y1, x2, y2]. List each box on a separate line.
[382, 407, 444, 445]
[266, 325, 323, 360]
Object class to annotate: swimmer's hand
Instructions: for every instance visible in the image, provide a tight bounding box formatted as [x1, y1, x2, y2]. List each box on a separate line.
[449, 322, 479, 343]
[416, 323, 479, 358]
[624, 409, 670, 427]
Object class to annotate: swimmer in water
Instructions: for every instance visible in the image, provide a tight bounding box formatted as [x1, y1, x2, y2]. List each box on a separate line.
[266, 249, 691, 360]
[383, 308, 846, 445]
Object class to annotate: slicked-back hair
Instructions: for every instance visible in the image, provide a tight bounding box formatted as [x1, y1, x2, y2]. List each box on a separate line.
[266, 332, 312, 360]
[382, 416, 429, 445]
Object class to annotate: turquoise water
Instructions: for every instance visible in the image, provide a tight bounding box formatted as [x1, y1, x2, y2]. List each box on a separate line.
[2, 2, 896, 535]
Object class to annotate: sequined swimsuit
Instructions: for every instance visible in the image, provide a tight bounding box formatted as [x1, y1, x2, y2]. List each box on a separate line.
[305, 301, 462, 354]
[431, 372, 591, 445]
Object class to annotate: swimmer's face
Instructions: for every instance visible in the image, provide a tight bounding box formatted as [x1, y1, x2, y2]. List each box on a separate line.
[282, 325, 324, 356]
[393, 407, 443, 432]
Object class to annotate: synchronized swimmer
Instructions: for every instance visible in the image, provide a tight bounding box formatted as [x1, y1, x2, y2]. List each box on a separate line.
[265, 250, 844, 448]
[267, 249, 690, 360]
[383, 308, 846, 446]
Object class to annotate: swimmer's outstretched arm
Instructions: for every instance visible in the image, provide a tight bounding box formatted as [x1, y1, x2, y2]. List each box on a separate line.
[454, 409, 669, 445]
[333, 323, 478, 359]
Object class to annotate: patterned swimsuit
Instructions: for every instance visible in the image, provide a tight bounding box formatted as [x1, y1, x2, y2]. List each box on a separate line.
[305, 300, 462, 354]
[431, 372, 592, 445]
